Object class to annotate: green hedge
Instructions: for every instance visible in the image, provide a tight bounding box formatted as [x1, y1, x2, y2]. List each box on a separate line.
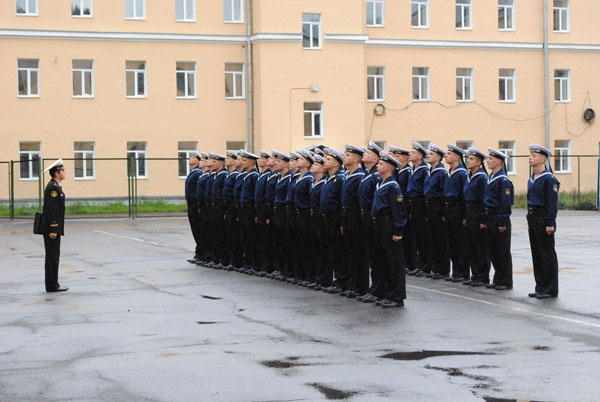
[513, 191, 597, 210]
[0, 200, 187, 217]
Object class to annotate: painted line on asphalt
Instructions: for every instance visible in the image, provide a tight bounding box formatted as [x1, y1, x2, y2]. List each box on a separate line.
[408, 284, 600, 329]
[93, 230, 195, 251]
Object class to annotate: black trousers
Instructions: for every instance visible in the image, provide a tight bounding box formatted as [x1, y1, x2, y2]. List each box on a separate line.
[444, 202, 469, 279]
[408, 198, 427, 271]
[309, 211, 324, 283]
[528, 210, 559, 296]
[255, 203, 271, 272]
[44, 234, 61, 291]
[213, 202, 226, 264]
[274, 205, 289, 274]
[241, 204, 257, 268]
[464, 205, 491, 283]
[231, 204, 244, 268]
[317, 213, 342, 287]
[425, 198, 449, 275]
[373, 215, 406, 301]
[286, 205, 299, 278]
[187, 200, 202, 258]
[487, 214, 513, 286]
[360, 212, 378, 296]
[295, 209, 311, 280]
[197, 203, 208, 260]
[205, 204, 216, 261]
[402, 201, 417, 270]
[343, 207, 364, 293]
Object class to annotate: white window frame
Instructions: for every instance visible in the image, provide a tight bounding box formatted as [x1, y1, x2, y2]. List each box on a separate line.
[411, 0, 429, 28]
[302, 13, 322, 50]
[367, 66, 385, 102]
[498, 0, 515, 31]
[224, 0, 243, 23]
[74, 142, 96, 180]
[499, 68, 516, 102]
[72, 59, 94, 98]
[554, 69, 570, 103]
[71, 0, 93, 18]
[304, 102, 323, 139]
[126, 61, 147, 98]
[19, 142, 41, 181]
[499, 141, 516, 175]
[178, 142, 198, 178]
[553, 0, 569, 33]
[412, 67, 429, 102]
[225, 63, 245, 99]
[553, 140, 571, 173]
[17, 59, 40, 98]
[176, 62, 197, 99]
[16, 0, 38, 16]
[366, 0, 384, 27]
[456, 68, 473, 102]
[456, 140, 473, 151]
[175, 0, 195, 22]
[127, 142, 148, 179]
[455, 0, 472, 30]
[125, 0, 145, 20]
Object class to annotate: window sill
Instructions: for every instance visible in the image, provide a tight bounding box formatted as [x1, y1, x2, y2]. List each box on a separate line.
[302, 47, 322, 50]
[225, 96, 246, 100]
[72, 15, 93, 18]
[125, 17, 146, 21]
[73, 96, 95, 99]
[18, 95, 40, 98]
[456, 27, 473, 31]
[507, 172, 517, 176]
[73, 177, 96, 181]
[555, 170, 571, 174]
[499, 100, 516, 103]
[224, 20, 244, 24]
[411, 26, 429, 29]
[456, 100, 473, 103]
[126, 96, 148, 99]
[498, 28, 516, 32]
[554, 100, 571, 103]
[16, 14, 38, 17]
[367, 99, 385, 103]
[19, 178, 40, 181]
[366, 24, 385, 28]
[176, 96, 197, 100]
[176, 19, 196, 23]
[412, 99, 430, 102]
[552, 30, 570, 34]
[304, 136, 324, 140]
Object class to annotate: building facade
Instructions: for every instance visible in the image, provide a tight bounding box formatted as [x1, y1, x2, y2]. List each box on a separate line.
[1, 0, 598, 200]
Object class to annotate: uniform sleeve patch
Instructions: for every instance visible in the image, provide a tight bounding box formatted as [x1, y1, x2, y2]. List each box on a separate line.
[51, 191, 58, 198]
[553, 184, 558, 192]
[505, 188, 511, 195]
[396, 195, 403, 202]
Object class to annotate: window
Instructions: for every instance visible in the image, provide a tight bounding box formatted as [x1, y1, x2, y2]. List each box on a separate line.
[499, 68, 516, 102]
[554, 140, 570, 173]
[74, 142, 95, 179]
[16, 0, 37, 15]
[554, 69, 570, 102]
[553, 0, 569, 32]
[367, 67, 385, 101]
[456, 140, 473, 150]
[71, 0, 92, 17]
[126, 61, 146, 98]
[176, 62, 196, 98]
[456, 68, 473, 102]
[498, 141, 516, 175]
[367, 0, 384, 27]
[72, 59, 94, 98]
[412, 67, 429, 101]
[302, 13, 321, 49]
[224, 0, 243, 23]
[374, 141, 387, 151]
[176, 0, 195, 22]
[225, 63, 244, 99]
[498, 0, 514, 30]
[226, 141, 246, 151]
[178, 141, 198, 177]
[19, 142, 41, 180]
[127, 142, 147, 178]
[125, 0, 145, 19]
[456, 0, 471, 29]
[304, 102, 323, 138]
[411, 0, 429, 28]
[17, 59, 39, 97]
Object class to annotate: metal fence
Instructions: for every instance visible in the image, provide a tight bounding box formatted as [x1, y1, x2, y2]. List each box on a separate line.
[1, 154, 599, 220]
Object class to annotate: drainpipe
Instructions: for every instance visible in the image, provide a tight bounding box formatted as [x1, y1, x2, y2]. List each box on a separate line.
[246, 0, 253, 152]
[543, 0, 550, 149]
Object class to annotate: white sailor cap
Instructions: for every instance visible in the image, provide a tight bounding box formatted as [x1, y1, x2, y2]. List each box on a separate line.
[345, 144, 364, 156]
[43, 159, 64, 173]
[488, 147, 508, 160]
[379, 151, 400, 168]
[300, 149, 314, 164]
[324, 147, 344, 164]
[201, 152, 210, 159]
[314, 154, 325, 164]
[430, 144, 447, 157]
[467, 147, 488, 160]
[412, 141, 429, 157]
[389, 145, 410, 155]
[367, 141, 383, 156]
[190, 151, 202, 160]
[240, 150, 259, 160]
[226, 150, 239, 159]
[528, 144, 552, 158]
[447, 144, 466, 156]
[313, 147, 325, 156]
[272, 149, 291, 162]
[290, 151, 301, 160]
[260, 150, 271, 158]
[209, 152, 226, 161]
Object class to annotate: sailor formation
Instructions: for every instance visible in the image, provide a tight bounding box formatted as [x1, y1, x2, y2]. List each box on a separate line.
[184, 142, 560, 308]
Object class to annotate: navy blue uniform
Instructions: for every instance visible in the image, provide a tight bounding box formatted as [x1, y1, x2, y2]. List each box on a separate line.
[223, 169, 240, 267]
[203, 170, 217, 262]
[42, 179, 66, 291]
[286, 171, 301, 279]
[195, 170, 211, 261]
[294, 172, 314, 281]
[240, 168, 259, 267]
[371, 176, 407, 302]
[484, 169, 514, 287]
[255, 168, 272, 272]
[395, 164, 415, 271]
[185, 167, 203, 259]
[357, 165, 381, 297]
[211, 168, 228, 265]
[318, 168, 345, 287]
[341, 168, 365, 294]
[424, 165, 449, 277]
[463, 168, 491, 284]
[443, 165, 469, 280]
[231, 170, 247, 267]
[273, 171, 292, 276]
[309, 174, 327, 285]
[406, 161, 429, 272]
[527, 169, 560, 296]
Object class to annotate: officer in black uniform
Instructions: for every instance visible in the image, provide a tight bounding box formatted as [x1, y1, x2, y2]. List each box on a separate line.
[185, 151, 203, 263]
[42, 159, 68, 292]
[526, 144, 560, 299]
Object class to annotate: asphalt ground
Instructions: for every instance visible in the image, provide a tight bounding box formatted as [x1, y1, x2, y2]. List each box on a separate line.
[1, 209, 599, 402]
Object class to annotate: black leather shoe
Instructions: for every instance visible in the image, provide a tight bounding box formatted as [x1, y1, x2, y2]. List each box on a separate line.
[214, 263, 224, 270]
[462, 280, 473, 285]
[415, 271, 427, 277]
[340, 290, 350, 297]
[432, 274, 444, 280]
[357, 293, 370, 302]
[187, 257, 197, 263]
[494, 285, 512, 290]
[307, 282, 317, 289]
[361, 294, 378, 303]
[375, 299, 385, 306]
[426, 272, 434, 278]
[407, 269, 420, 276]
[47, 287, 69, 292]
[528, 292, 538, 298]
[314, 284, 323, 291]
[443, 276, 452, 281]
[470, 281, 486, 287]
[485, 283, 497, 289]
[195, 260, 204, 266]
[452, 277, 466, 283]
[382, 300, 404, 308]
[536, 293, 557, 299]
[346, 291, 359, 299]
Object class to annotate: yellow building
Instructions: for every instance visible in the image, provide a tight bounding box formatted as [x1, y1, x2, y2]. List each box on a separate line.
[1, 0, 598, 201]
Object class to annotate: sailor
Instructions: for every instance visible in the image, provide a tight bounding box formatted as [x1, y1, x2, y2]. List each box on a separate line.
[185, 151, 203, 264]
[389, 145, 414, 273]
[270, 150, 292, 280]
[264, 152, 280, 275]
[239, 151, 260, 272]
[462, 147, 491, 287]
[406, 142, 429, 276]
[371, 151, 407, 308]
[293, 150, 315, 285]
[210, 153, 228, 269]
[422, 144, 449, 279]
[203, 155, 218, 267]
[443, 144, 469, 282]
[222, 150, 240, 270]
[285, 152, 302, 282]
[232, 152, 247, 270]
[254, 150, 273, 276]
[195, 153, 211, 265]
[483, 148, 514, 290]
[307, 153, 327, 290]
[527, 144, 560, 299]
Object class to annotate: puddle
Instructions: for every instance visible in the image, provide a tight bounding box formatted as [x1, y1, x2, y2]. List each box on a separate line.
[196, 321, 218, 325]
[88, 277, 96, 279]
[532, 346, 551, 351]
[309, 383, 359, 400]
[262, 360, 298, 369]
[202, 295, 222, 300]
[381, 350, 493, 361]
[136, 333, 157, 337]
[425, 365, 492, 382]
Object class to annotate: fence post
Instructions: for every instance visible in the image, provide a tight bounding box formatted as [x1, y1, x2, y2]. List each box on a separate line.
[9, 161, 15, 220]
[577, 156, 581, 199]
[133, 156, 138, 219]
[597, 147, 600, 209]
[127, 156, 131, 218]
[38, 159, 43, 211]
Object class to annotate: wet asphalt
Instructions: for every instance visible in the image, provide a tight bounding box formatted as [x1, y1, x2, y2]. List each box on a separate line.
[1, 209, 599, 402]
